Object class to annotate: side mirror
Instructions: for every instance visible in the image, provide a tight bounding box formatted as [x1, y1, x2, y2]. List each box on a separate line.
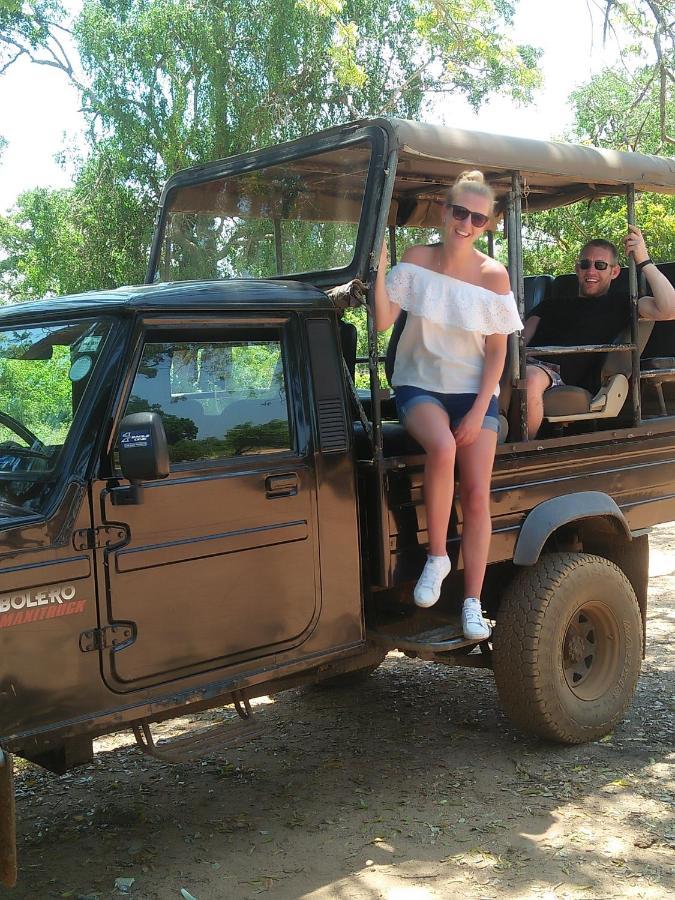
[114, 412, 170, 504]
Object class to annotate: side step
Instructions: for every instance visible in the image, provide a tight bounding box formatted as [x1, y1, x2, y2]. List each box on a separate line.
[368, 622, 491, 660]
[0, 749, 17, 888]
[133, 697, 262, 764]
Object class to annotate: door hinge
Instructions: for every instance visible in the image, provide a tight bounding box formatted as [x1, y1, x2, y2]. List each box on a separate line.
[79, 622, 137, 653]
[73, 525, 129, 551]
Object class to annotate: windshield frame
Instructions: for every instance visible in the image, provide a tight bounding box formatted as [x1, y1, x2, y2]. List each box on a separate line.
[0, 315, 120, 524]
[146, 123, 388, 290]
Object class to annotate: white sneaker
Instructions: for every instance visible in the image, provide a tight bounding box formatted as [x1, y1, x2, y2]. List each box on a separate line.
[462, 597, 491, 640]
[414, 555, 451, 608]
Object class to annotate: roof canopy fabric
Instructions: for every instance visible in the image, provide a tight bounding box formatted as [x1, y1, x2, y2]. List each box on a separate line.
[381, 117, 675, 226]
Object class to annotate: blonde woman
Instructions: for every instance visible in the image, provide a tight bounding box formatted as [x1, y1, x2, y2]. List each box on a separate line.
[375, 172, 522, 639]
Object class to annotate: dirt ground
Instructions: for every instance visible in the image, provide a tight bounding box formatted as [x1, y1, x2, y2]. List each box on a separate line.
[7, 526, 675, 900]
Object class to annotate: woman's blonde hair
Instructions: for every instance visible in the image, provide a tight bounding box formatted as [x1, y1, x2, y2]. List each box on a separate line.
[446, 170, 495, 209]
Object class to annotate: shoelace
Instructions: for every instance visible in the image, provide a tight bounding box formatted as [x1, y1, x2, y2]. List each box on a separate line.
[418, 561, 446, 592]
[463, 602, 486, 625]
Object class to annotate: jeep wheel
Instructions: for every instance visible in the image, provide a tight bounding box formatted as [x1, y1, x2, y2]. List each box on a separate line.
[493, 553, 643, 744]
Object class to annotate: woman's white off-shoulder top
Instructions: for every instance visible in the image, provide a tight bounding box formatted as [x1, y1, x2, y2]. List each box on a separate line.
[385, 262, 523, 395]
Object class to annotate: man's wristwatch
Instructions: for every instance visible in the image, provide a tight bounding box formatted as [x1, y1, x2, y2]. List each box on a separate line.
[636, 258, 654, 272]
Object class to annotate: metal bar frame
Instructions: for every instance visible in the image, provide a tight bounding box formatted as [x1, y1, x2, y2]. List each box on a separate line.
[273, 218, 283, 274]
[506, 173, 528, 441]
[366, 147, 399, 586]
[627, 185, 642, 426]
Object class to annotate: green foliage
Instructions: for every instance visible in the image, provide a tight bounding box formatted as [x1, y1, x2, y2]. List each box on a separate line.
[170, 420, 289, 461]
[522, 195, 675, 276]
[0, 1, 78, 81]
[0, 346, 73, 445]
[521, 1, 675, 278]
[569, 68, 663, 154]
[0, 149, 150, 301]
[597, 1, 675, 150]
[0, 0, 541, 303]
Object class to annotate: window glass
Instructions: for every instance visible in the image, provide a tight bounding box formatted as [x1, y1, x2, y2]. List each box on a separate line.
[0, 319, 112, 518]
[124, 336, 291, 463]
[156, 140, 372, 282]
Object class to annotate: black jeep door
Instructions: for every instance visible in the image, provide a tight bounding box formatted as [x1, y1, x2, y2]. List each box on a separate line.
[94, 316, 319, 690]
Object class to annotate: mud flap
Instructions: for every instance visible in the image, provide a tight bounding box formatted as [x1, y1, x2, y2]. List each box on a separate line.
[0, 749, 17, 888]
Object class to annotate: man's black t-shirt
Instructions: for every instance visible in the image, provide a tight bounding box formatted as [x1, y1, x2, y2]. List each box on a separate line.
[529, 293, 631, 392]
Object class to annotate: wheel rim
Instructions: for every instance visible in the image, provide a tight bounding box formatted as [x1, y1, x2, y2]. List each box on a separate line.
[562, 601, 623, 701]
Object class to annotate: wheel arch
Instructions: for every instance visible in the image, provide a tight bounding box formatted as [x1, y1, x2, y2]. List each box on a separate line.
[513, 492, 648, 650]
[514, 492, 631, 567]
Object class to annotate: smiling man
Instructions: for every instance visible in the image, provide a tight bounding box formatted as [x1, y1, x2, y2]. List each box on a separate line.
[522, 226, 675, 436]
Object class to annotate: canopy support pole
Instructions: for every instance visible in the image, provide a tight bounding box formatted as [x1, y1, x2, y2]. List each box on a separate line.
[388, 224, 397, 266]
[273, 218, 283, 275]
[627, 186, 642, 427]
[366, 146, 399, 587]
[506, 173, 528, 441]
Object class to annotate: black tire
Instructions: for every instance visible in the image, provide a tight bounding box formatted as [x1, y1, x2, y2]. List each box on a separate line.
[493, 552, 643, 744]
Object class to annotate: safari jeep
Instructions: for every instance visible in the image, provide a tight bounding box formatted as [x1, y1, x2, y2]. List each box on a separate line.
[2, 118, 675, 886]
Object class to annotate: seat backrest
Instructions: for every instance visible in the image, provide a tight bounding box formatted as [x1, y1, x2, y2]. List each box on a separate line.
[524, 274, 553, 315]
[338, 319, 358, 382]
[550, 273, 578, 302]
[641, 319, 675, 362]
[384, 311, 407, 386]
[602, 319, 654, 379]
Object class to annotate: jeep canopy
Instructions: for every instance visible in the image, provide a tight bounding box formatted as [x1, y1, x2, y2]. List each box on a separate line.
[148, 117, 675, 285]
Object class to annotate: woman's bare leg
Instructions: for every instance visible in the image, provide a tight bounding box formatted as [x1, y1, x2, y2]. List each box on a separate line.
[403, 402, 456, 556]
[456, 427, 498, 598]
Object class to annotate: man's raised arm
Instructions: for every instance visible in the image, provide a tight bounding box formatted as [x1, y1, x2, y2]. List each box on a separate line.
[627, 225, 675, 321]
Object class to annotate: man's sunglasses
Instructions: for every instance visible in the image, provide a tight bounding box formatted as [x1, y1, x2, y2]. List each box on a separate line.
[578, 258, 612, 271]
[446, 203, 490, 228]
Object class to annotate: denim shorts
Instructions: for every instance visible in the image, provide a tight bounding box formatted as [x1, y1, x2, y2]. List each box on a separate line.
[526, 355, 564, 388]
[394, 385, 500, 434]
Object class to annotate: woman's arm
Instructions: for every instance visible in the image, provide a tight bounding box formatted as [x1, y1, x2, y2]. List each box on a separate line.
[454, 332, 508, 448]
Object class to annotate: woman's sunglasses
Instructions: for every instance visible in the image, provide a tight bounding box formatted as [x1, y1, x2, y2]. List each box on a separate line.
[446, 203, 489, 228]
[578, 258, 612, 271]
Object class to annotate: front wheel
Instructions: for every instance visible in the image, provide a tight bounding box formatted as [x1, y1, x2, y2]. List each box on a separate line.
[493, 553, 643, 744]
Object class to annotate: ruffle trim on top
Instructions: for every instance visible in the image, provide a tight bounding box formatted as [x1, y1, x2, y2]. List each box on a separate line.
[385, 262, 523, 335]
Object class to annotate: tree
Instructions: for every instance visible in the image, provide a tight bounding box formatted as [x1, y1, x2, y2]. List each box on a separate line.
[596, 0, 675, 149]
[0, 1, 77, 78]
[0, 0, 541, 302]
[520, 1, 675, 277]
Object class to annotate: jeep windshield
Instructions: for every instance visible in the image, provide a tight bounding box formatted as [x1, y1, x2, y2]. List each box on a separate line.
[151, 134, 376, 285]
[0, 319, 112, 519]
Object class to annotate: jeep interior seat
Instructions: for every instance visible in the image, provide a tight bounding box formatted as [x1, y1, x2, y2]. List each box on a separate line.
[641, 318, 675, 366]
[641, 259, 675, 365]
[524, 274, 553, 316]
[338, 319, 358, 383]
[384, 311, 407, 387]
[543, 319, 654, 424]
[639, 290, 675, 416]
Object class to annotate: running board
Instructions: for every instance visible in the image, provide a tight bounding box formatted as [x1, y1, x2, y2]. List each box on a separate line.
[132, 697, 261, 764]
[368, 623, 489, 658]
[0, 749, 17, 888]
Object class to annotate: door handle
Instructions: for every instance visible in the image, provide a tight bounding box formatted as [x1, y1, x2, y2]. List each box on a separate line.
[265, 473, 298, 498]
